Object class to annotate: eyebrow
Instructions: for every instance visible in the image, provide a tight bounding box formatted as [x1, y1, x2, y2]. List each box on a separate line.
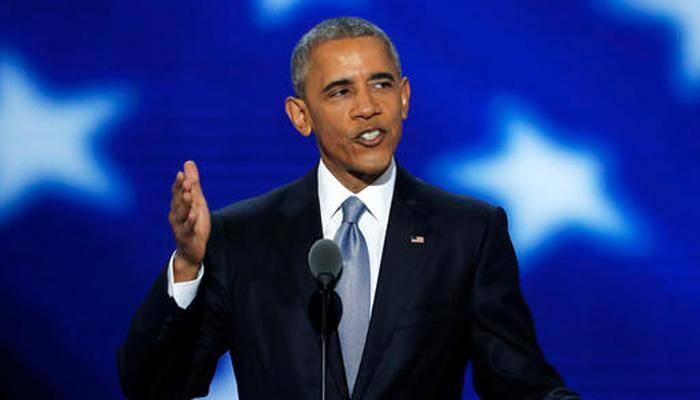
[321, 78, 352, 94]
[368, 72, 396, 82]
[320, 71, 397, 94]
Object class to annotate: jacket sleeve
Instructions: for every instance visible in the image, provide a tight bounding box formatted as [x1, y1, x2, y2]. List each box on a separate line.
[117, 213, 231, 400]
[469, 207, 579, 399]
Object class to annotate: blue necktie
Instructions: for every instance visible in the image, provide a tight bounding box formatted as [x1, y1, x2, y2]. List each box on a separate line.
[334, 196, 370, 395]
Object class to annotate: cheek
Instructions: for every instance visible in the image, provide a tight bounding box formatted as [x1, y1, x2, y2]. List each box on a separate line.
[315, 108, 346, 133]
[315, 126, 352, 158]
[315, 114, 352, 146]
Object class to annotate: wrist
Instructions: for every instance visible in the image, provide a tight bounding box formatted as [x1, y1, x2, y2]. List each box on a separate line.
[173, 251, 201, 282]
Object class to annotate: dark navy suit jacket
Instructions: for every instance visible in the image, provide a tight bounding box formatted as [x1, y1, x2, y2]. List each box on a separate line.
[118, 165, 578, 399]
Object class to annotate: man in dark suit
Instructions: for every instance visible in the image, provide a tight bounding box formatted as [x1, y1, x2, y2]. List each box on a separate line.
[118, 17, 579, 399]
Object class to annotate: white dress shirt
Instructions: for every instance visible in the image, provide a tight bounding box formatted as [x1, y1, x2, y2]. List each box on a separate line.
[168, 158, 397, 311]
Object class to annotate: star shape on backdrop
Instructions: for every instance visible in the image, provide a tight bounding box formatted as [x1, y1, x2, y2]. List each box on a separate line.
[607, 0, 700, 92]
[0, 56, 130, 224]
[253, 0, 367, 25]
[201, 353, 239, 400]
[429, 102, 637, 260]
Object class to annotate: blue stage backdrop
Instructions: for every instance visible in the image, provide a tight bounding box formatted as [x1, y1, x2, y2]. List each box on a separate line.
[1, 1, 699, 399]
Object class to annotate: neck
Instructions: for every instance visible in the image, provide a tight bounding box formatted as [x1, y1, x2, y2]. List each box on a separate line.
[321, 158, 388, 194]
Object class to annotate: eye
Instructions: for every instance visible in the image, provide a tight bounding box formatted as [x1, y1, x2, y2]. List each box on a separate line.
[372, 80, 393, 89]
[330, 88, 350, 97]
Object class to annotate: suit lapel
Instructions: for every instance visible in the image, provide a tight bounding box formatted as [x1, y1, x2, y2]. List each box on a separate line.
[274, 166, 350, 400]
[351, 166, 436, 400]
[274, 168, 321, 319]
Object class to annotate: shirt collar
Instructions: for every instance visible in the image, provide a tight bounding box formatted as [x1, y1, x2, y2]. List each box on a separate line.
[317, 158, 396, 229]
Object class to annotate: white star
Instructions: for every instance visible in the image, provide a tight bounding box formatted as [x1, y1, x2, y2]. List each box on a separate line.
[608, 0, 700, 91]
[434, 106, 633, 256]
[0, 56, 129, 223]
[257, 0, 302, 20]
[253, 0, 366, 25]
[200, 353, 239, 400]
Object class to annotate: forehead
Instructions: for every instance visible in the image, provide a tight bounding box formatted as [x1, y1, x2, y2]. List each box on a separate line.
[306, 36, 397, 86]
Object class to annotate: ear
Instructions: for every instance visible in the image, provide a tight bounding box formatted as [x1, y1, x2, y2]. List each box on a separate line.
[399, 77, 411, 120]
[285, 96, 313, 137]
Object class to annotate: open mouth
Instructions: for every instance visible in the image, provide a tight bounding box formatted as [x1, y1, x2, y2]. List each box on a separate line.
[354, 128, 386, 147]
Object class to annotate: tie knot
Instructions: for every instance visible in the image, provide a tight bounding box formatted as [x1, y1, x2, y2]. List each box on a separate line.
[341, 196, 366, 224]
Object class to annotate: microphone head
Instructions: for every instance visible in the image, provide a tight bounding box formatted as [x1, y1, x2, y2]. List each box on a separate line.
[308, 238, 343, 280]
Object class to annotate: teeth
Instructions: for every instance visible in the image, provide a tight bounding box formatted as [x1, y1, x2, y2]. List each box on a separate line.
[360, 129, 381, 141]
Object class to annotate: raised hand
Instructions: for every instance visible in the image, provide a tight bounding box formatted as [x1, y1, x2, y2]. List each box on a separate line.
[169, 160, 211, 282]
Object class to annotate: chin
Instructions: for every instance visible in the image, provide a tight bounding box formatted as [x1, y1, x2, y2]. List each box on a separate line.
[353, 155, 392, 177]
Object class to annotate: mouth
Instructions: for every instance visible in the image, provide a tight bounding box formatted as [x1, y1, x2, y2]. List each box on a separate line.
[354, 127, 386, 147]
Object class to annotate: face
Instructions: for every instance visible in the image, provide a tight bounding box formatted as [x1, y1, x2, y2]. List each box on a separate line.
[285, 36, 411, 190]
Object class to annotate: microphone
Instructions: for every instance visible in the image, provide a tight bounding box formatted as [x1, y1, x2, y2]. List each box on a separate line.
[308, 238, 343, 290]
[307, 238, 343, 400]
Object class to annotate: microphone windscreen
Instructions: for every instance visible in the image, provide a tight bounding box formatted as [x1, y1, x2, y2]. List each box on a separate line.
[308, 239, 342, 279]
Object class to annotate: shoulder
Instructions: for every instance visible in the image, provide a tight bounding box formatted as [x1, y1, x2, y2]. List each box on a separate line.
[400, 167, 502, 226]
[400, 168, 511, 260]
[212, 178, 303, 225]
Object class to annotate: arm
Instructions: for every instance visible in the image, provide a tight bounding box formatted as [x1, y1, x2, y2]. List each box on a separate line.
[469, 207, 579, 399]
[117, 258, 230, 398]
[118, 161, 230, 399]
[117, 267, 204, 399]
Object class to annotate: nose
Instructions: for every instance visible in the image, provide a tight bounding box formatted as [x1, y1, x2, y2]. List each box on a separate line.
[351, 87, 381, 120]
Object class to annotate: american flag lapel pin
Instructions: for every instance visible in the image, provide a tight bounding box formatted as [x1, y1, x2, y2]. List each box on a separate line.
[410, 235, 425, 244]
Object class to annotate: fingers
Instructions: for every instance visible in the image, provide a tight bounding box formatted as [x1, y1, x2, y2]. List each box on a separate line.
[185, 206, 199, 229]
[183, 160, 204, 197]
[171, 200, 195, 240]
[170, 160, 206, 238]
[171, 173, 191, 220]
[184, 160, 199, 182]
[172, 171, 183, 192]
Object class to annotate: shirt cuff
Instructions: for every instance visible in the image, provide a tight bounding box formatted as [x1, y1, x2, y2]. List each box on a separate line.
[166, 250, 204, 309]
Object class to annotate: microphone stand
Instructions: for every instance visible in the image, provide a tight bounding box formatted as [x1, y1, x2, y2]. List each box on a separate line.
[316, 272, 336, 400]
[320, 287, 330, 400]
[307, 239, 342, 400]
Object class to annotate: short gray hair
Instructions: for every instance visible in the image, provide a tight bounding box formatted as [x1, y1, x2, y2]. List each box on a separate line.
[291, 17, 402, 98]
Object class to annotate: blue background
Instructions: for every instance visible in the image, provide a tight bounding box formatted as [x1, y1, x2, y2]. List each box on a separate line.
[1, 0, 699, 399]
